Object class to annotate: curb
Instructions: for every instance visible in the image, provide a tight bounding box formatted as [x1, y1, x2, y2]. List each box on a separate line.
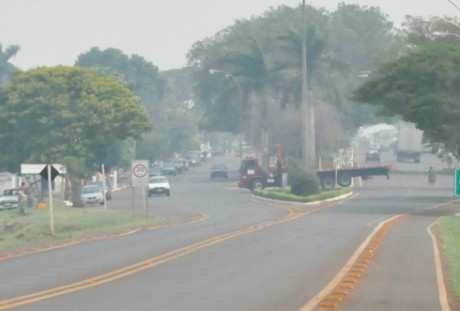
[252, 191, 354, 206]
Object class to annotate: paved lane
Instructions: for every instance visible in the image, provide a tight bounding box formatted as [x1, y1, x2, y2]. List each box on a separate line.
[1, 153, 458, 311]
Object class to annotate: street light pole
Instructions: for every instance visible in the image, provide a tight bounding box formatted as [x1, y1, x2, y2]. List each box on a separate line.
[209, 69, 244, 156]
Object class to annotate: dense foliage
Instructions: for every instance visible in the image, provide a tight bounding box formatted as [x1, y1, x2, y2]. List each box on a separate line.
[187, 3, 401, 158]
[354, 44, 460, 159]
[76, 48, 200, 159]
[2, 4, 459, 165]
[0, 66, 151, 205]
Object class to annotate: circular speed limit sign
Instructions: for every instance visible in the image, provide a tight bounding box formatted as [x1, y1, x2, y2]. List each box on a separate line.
[131, 160, 149, 187]
[133, 163, 148, 178]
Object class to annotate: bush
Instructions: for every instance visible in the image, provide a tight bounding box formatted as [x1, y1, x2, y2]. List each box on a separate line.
[287, 160, 320, 196]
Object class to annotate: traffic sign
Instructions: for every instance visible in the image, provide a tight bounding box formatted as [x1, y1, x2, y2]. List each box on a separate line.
[131, 160, 149, 187]
[455, 168, 460, 197]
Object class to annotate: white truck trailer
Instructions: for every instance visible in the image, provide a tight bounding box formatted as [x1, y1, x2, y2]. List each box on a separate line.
[395, 126, 423, 162]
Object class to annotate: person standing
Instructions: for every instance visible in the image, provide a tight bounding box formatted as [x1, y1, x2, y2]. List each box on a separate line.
[18, 182, 26, 214]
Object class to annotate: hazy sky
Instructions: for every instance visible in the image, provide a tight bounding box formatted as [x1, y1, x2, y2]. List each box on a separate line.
[1, 0, 458, 71]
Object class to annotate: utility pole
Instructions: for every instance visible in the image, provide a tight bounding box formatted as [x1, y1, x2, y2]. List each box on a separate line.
[302, 0, 315, 166]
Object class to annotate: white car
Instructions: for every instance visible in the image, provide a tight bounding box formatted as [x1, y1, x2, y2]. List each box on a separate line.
[89, 180, 112, 200]
[148, 176, 170, 196]
[0, 188, 19, 210]
[81, 185, 104, 206]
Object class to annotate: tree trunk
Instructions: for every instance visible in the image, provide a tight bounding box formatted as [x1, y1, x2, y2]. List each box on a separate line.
[70, 177, 84, 207]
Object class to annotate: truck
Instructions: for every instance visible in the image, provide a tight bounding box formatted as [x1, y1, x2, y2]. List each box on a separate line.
[395, 126, 423, 162]
[314, 165, 391, 188]
[238, 148, 391, 190]
[238, 155, 283, 190]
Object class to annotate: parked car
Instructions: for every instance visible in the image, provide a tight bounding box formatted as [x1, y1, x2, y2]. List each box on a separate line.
[210, 163, 228, 179]
[80, 184, 104, 206]
[365, 149, 380, 162]
[89, 180, 112, 200]
[148, 176, 170, 196]
[0, 188, 19, 210]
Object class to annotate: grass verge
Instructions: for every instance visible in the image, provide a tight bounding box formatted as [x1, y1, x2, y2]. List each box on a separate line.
[438, 216, 460, 300]
[0, 203, 157, 251]
[252, 187, 352, 203]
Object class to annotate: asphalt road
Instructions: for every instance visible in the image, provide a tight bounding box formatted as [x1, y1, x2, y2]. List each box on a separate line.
[0, 151, 459, 310]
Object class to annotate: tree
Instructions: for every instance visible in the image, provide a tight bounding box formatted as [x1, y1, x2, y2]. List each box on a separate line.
[187, 3, 400, 160]
[353, 44, 460, 159]
[403, 15, 460, 43]
[323, 4, 402, 130]
[77, 48, 201, 158]
[0, 66, 152, 206]
[76, 47, 165, 124]
[0, 43, 20, 86]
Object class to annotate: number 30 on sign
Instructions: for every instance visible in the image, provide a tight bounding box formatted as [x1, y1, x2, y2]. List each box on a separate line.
[131, 160, 149, 187]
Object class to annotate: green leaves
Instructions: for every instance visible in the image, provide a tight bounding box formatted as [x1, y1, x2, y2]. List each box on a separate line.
[354, 44, 460, 158]
[188, 3, 400, 155]
[0, 66, 151, 174]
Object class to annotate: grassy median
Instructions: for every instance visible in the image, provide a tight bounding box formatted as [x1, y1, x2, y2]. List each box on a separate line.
[0, 203, 157, 251]
[252, 187, 352, 203]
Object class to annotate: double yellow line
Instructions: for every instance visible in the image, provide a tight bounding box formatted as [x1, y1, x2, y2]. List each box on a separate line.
[0, 200, 334, 309]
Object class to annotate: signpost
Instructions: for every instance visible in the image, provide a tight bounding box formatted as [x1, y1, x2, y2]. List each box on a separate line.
[455, 168, 460, 197]
[131, 160, 149, 187]
[131, 160, 149, 217]
[21, 163, 65, 235]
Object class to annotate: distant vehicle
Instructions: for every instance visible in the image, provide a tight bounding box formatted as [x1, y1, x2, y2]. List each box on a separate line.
[186, 151, 202, 166]
[0, 188, 19, 210]
[164, 158, 186, 174]
[80, 184, 104, 206]
[210, 163, 228, 179]
[161, 163, 177, 176]
[149, 166, 163, 176]
[365, 149, 380, 162]
[148, 176, 170, 196]
[395, 126, 423, 162]
[239, 145, 391, 190]
[89, 180, 112, 200]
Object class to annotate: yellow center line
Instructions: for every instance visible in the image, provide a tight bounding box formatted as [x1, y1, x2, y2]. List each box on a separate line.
[0, 196, 348, 309]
